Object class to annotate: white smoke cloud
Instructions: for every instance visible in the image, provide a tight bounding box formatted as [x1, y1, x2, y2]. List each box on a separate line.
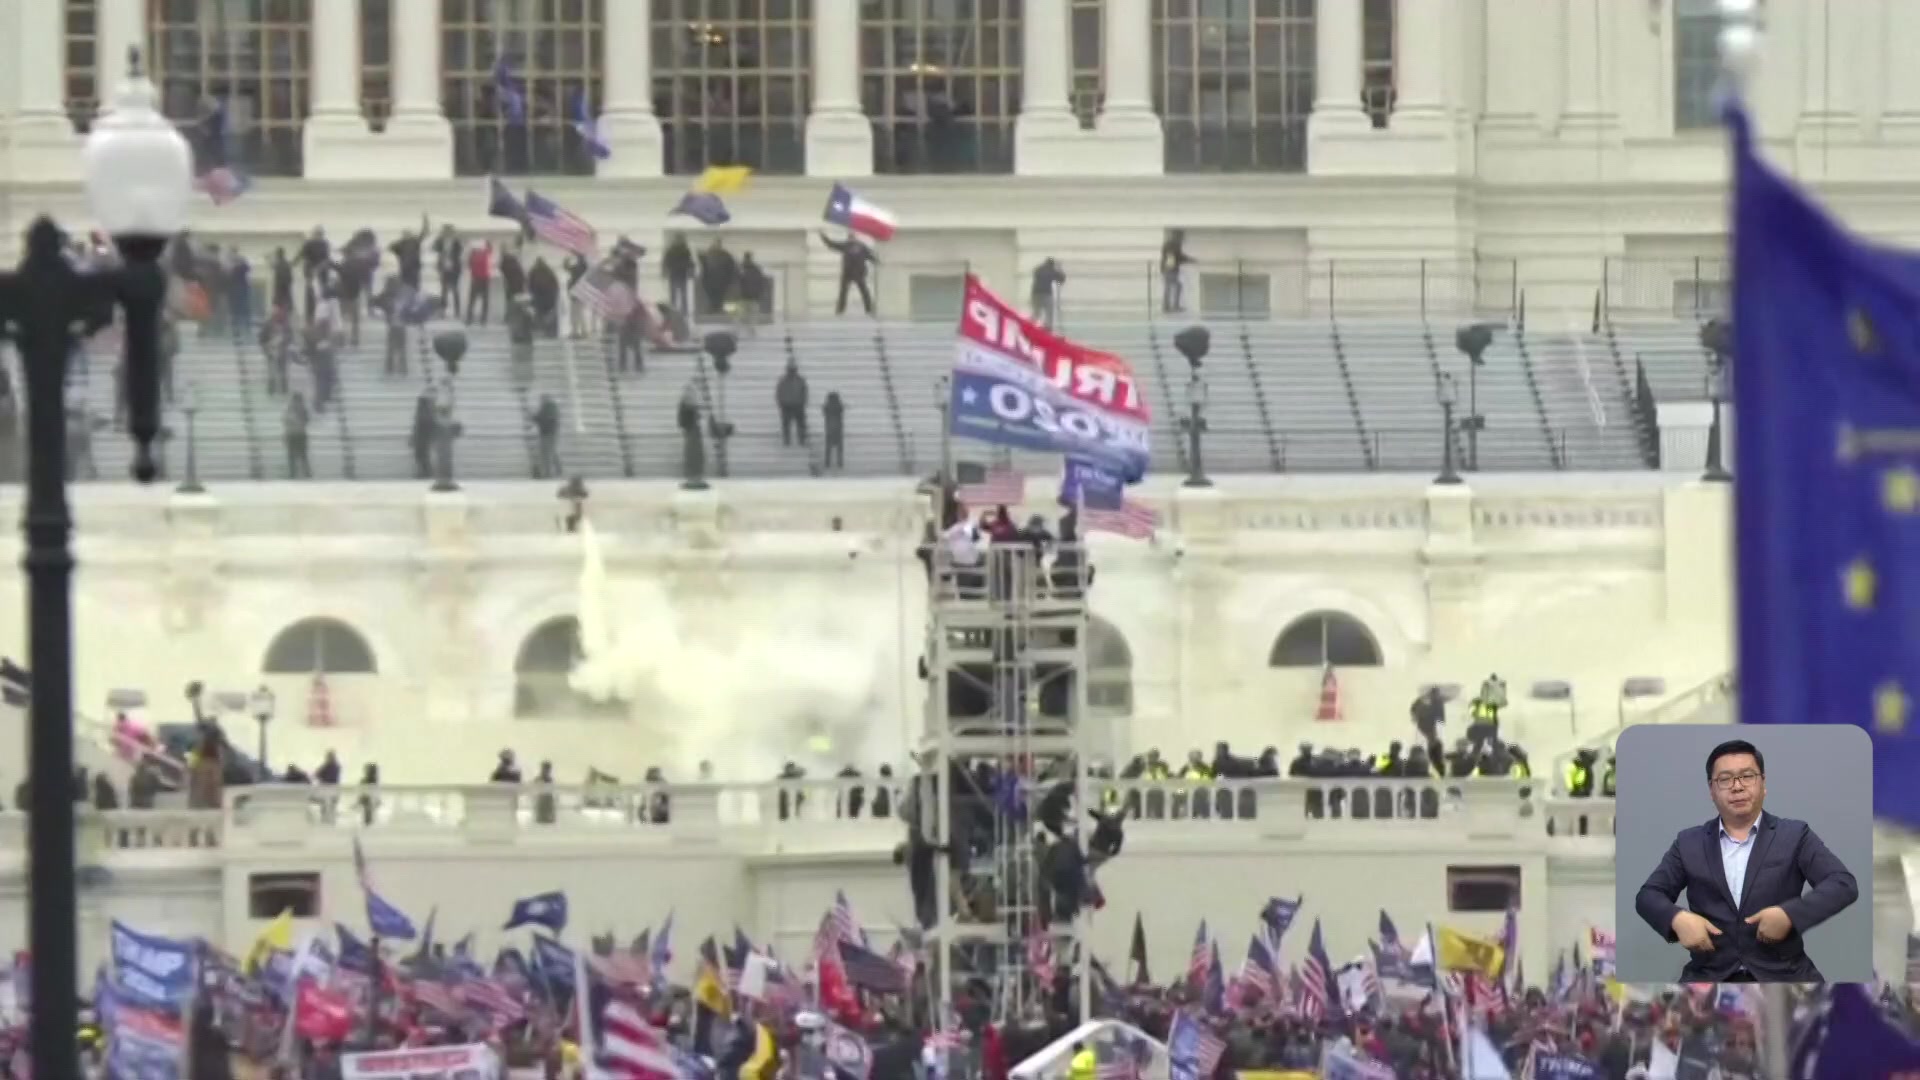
[567, 519, 902, 779]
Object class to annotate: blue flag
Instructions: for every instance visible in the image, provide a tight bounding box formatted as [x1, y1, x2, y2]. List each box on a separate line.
[1060, 457, 1126, 510]
[334, 925, 374, 974]
[671, 191, 731, 227]
[1728, 103, 1920, 826]
[366, 888, 418, 941]
[505, 890, 570, 933]
[1803, 983, 1920, 1077]
[493, 55, 526, 123]
[572, 90, 611, 160]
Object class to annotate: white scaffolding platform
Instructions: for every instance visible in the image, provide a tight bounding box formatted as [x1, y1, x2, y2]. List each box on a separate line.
[919, 543, 1097, 1033]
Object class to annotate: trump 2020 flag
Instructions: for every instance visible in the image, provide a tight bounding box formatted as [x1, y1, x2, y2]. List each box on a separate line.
[1728, 103, 1920, 827]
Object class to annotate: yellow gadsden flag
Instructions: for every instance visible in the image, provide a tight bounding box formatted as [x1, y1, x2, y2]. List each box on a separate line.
[693, 166, 753, 196]
[1435, 926, 1506, 980]
[244, 908, 294, 975]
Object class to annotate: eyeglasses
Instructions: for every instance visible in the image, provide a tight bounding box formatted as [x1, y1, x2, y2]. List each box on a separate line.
[1712, 771, 1763, 790]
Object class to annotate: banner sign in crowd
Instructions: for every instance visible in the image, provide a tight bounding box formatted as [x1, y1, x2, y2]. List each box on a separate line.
[341, 1042, 499, 1078]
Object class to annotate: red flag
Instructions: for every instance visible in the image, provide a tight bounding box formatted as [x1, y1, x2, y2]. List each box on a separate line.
[295, 981, 355, 1042]
[1314, 665, 1343, 722]
[817, 953, 861, 1026]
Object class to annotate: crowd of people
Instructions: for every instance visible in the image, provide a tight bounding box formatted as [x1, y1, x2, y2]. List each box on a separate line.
[48, 220, 885, 485]
[23, 894, 1865, 1080]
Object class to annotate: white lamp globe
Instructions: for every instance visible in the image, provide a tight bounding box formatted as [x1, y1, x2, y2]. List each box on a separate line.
[83, 47, 193, 242]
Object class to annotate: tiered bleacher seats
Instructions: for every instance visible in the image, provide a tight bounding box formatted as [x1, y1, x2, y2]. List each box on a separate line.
[56, 312, 1731, 482]
[1607, 319, 1709, 402]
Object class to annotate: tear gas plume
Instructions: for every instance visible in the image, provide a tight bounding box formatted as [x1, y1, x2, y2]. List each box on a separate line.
[566, 519, 901, 778]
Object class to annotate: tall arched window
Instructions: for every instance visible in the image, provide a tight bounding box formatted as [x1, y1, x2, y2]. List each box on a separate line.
[652, 0, 811, 175]
[263, 618, 378, 674]
[862, 0, 1022, 175]
[1152, 0, 1314, 172]
[1069, 0, 1103, 129]
[64, 1, 102, 133]
[359, 0, 392, 131]
[148, 0, 313, 176]
[1673, 0, 1723, 130]
[442, 0, 605, 177]
[1269, 611, 1382, 667]
[1089, 616, 1133, 710]
[514, 616, 624, 718]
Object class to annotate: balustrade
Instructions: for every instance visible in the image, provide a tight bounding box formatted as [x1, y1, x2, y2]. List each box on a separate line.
[0, 779, 1623, 857]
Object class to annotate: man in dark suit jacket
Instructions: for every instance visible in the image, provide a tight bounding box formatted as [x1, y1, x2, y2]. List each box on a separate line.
[1634, 738, 1858, 982]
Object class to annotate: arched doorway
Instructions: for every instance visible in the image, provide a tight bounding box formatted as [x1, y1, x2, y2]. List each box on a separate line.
[1088, 616, 1133, 711]
[513, 616, 624, 719]
[1268, 611, 1383, 668]
[262, 618, 378, 674]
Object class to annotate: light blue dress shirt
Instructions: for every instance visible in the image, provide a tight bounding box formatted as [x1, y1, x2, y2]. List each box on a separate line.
[1719, 812, 1763, 908]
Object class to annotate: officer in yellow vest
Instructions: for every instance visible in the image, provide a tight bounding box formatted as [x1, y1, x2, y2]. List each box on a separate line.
[1070, 1043, 1096, 1080]
[1563, 748, 1597, 797]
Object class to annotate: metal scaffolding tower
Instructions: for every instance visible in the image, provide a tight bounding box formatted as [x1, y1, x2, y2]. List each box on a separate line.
[920, 541, 1096, 1033]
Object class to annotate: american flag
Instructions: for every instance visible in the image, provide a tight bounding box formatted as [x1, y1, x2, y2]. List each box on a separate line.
[1082, 499, 1159, 539]
[407, 977, 462, 1018]
[957, 467, 1025, 508]
[572, 238, 645, 322]
[1186, 921, 1210, 989]
[457, 976, 525, 1024]
[589, 951, 652, 988]
[827, 890, 865, 948]
[1170, 1012, 1226, 1078]
[600, 1000, 685, 1080]
[525, 191, 597, 257]
[1234, 928, 1277, 1000]
[1026, 927, 1055, 989]
[571, 269, 636, 322]
[1300, 920, 1334, 1023]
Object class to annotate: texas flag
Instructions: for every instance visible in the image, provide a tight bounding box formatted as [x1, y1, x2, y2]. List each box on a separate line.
[823, 183, 896, 242]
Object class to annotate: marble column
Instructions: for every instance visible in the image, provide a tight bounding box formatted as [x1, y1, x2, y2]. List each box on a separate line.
[96, 0, 145, 116]
[1481, 0, 1544, 131]
[1391, 0, 1449, 129]
[597, 0, 663, 177]
[302, 0, 379, 179]
[1558, 0, 1615, 129]
[1014, 0, 1078, 174]
[1882, 0, 1920, 136]
[11, 0, 80, 183]
[1095, 0, 1163, 174]
[385, 0, 453, 178]
[805, 0, 871, 177]
[1797, 0, 1860, 150]
[1308, 0, 1367, 135]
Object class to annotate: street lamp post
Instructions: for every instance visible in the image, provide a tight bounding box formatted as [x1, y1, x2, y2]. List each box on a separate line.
[176, 382, 203, 494]
[1700, 318, 1732, 483]
[935, 374, 953, 489]
[1181, 373, 1211, 488]
[19, 48, 191, 1080]
[1436, 373, 1464, 485]
[1173, 326, 1211, 488]
[250, 684, 276, 773]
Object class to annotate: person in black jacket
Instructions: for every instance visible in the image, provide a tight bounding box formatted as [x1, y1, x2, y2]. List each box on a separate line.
[697, 239, 738, 318]
[528, 257, 560, 336]
[298, 226, 330, 323]
[775, 360, 809, 446]
[662, 233, 694, 314]
[822, 391, 845, 471]
[433, 224, 464, 317]
[1029, 257, 1065, 328]
[819, 230, 877, 316]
